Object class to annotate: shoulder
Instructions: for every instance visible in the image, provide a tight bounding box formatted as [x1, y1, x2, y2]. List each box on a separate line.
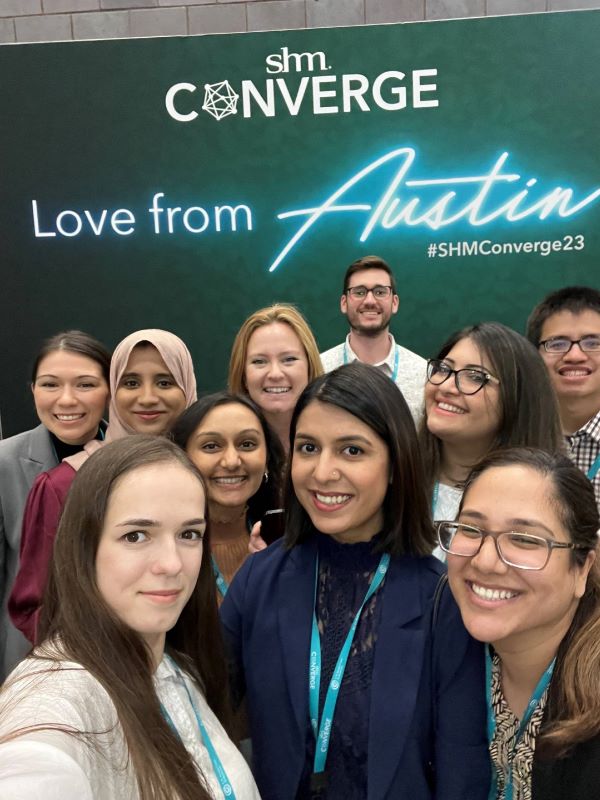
[394, 342, 427, 373]
[320, 343, 344, 372]
[534, 734, 600, 799]
[0, 427, 44, 461]
[0, 652, 116, 733]
[30, 463, 76, 494]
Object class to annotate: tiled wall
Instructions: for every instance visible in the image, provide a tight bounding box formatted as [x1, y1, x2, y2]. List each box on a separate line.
[0, 0, 599, 43]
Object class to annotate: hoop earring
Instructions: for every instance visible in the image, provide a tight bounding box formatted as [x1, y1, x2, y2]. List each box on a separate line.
[264, 470, 269, 483]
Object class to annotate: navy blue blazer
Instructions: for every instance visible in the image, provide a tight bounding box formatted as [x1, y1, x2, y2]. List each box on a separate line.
[221, 538, 490, 800]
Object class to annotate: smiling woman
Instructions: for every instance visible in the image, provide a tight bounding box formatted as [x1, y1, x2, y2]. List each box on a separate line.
[418, 322, 564, 558]
[170, 392, 284, 602]
[0, 330, 111, 680]
[444, 448, 600, 800]
[228, 303, 323, 452]
[221, 363, 490, 800]
[0, 436, 260, 800]
[9, 329, 198, 646]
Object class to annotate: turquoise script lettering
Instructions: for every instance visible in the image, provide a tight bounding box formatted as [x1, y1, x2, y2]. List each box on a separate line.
[268, 148, 600, 272]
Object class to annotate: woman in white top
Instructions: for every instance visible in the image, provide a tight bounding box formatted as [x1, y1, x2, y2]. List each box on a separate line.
[0, 435, 260, 800]
[419, 322, 564, 559]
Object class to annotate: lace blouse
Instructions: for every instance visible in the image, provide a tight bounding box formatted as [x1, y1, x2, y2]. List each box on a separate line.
[301, 533, 385, 799]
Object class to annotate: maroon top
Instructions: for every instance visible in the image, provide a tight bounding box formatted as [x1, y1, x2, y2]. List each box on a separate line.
[8, 461, 76, 643]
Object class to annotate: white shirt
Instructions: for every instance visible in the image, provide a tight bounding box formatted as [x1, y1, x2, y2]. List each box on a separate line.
[431, 482, 463, 563]
[320, 334, 426, 423]
[0, 652, 260, 800]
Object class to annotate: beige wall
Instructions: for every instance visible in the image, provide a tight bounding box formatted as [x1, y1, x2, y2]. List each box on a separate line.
[1, 0, 599, 44]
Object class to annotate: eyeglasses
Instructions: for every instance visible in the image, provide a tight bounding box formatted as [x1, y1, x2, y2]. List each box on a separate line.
[538, 335, 600, 355]
[346, 285, 393, 300]
[436, 521, 587, 571]
[426, 359, 500, 395]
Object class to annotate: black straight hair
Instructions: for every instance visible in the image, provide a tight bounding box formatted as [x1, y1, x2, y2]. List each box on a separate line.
[526, 285, 600, 346]
[284, 363, 435, 556]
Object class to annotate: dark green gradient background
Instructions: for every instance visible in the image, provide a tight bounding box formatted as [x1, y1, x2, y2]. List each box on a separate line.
[2, 11, 599, 435]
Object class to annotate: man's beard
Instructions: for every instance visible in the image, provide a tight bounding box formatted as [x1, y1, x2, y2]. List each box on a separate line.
[347, 311, 390, 337]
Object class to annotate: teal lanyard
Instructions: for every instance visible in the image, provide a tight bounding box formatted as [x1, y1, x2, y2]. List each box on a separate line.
[485, 645, 555, 800]
[309, 552, 390, 776]
[587, 453, 600, 481]
[160, 655, 236, 800]
[212, 555, 228, 598]
[432, 480, 439, 516]
[343, 342, 400, 383]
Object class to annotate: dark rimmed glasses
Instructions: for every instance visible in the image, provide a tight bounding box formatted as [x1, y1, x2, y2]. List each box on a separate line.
[346, 285, 392, 300]
[426, 359, 500, 395]
[436, 521, 587, 571]
[538, 335, 600, 355]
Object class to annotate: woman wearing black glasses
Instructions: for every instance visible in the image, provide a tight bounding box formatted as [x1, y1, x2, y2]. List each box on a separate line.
[442, 448, 600, 800]
[419, 322, 564, 556]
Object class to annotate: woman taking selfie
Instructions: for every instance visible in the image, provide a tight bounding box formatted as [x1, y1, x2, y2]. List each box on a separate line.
[0, 330, 110, 679]
[0, 436, 259, 800]
[441, 448, 600, 799]
[228, 303, 323, 452]
[171, 392, 284, 601]
[221, 363, 489, 800]
[10, 328, 197, 644]
[420, 323, 563, 541]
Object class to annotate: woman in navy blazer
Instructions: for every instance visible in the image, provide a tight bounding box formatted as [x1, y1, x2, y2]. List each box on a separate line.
[221, 363, 489, 800]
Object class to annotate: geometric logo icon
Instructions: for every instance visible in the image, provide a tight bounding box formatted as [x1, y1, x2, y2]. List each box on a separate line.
[202, 80, 239, 121]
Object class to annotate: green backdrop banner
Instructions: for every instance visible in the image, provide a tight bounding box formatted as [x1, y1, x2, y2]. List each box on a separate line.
[2, 10, 600, 434]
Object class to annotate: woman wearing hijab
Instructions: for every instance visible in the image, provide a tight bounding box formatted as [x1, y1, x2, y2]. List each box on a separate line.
[9, 329, 197, 644]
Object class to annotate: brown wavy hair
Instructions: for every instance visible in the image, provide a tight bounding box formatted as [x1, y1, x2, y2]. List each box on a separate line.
[419, 322, 564, 496]
[27, 435, 229, 799]
[227, 303, 323, 395]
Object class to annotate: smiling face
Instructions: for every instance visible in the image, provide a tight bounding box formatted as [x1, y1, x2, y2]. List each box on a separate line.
[291, 400, 389, 544]
[185, 402, 267, 518]
[539, 309, 600, 409]
[95, 462, 206, 663]
[32, 350, 109, 445]
[425, 336, 501, 451]
[340, 267, 399, 335]
[115, 345, 187, 434]
[447, 464, 594, 657]
[244, 322, 310, 418]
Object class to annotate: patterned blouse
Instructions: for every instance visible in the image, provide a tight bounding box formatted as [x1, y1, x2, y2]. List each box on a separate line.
[489, 652, 550, 800]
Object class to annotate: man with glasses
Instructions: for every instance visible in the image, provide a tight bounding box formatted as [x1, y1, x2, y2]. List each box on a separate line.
[527, 285, 600, 506]
[320, 255, 426, 421]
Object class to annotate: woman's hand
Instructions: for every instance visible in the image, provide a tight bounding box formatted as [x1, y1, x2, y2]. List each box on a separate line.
[248, 521, 267, 553]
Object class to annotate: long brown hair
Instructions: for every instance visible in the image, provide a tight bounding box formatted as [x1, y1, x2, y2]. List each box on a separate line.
[419, 322, 564, 496]
[463, 448, 600, 758]
[33, 435, 230, 799]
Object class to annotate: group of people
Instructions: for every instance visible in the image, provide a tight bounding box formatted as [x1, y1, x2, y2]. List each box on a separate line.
[0, 254, 599, 799]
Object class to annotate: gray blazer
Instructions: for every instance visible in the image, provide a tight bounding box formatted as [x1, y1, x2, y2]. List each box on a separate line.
[0, 424, 57, 679]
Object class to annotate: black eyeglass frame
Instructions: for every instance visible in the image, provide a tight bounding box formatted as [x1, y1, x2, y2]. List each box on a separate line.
[345, 285, 393, 300]
[426, 359, 500, 396]
[436, 521, 588, 571]
[538, 335, 600, 355]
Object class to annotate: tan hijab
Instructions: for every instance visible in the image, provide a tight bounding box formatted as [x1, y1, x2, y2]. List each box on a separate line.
[65, 329, 197, 469]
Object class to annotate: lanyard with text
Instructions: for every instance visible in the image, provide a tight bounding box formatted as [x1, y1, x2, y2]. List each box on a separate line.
[485, 645, 555, 800]
[160, 655, 236, 800]
[211, 556, 228, 598]
[309, 552, 390, 784]
[343, 342, 400, 384]
[587, 453, 600, 481]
